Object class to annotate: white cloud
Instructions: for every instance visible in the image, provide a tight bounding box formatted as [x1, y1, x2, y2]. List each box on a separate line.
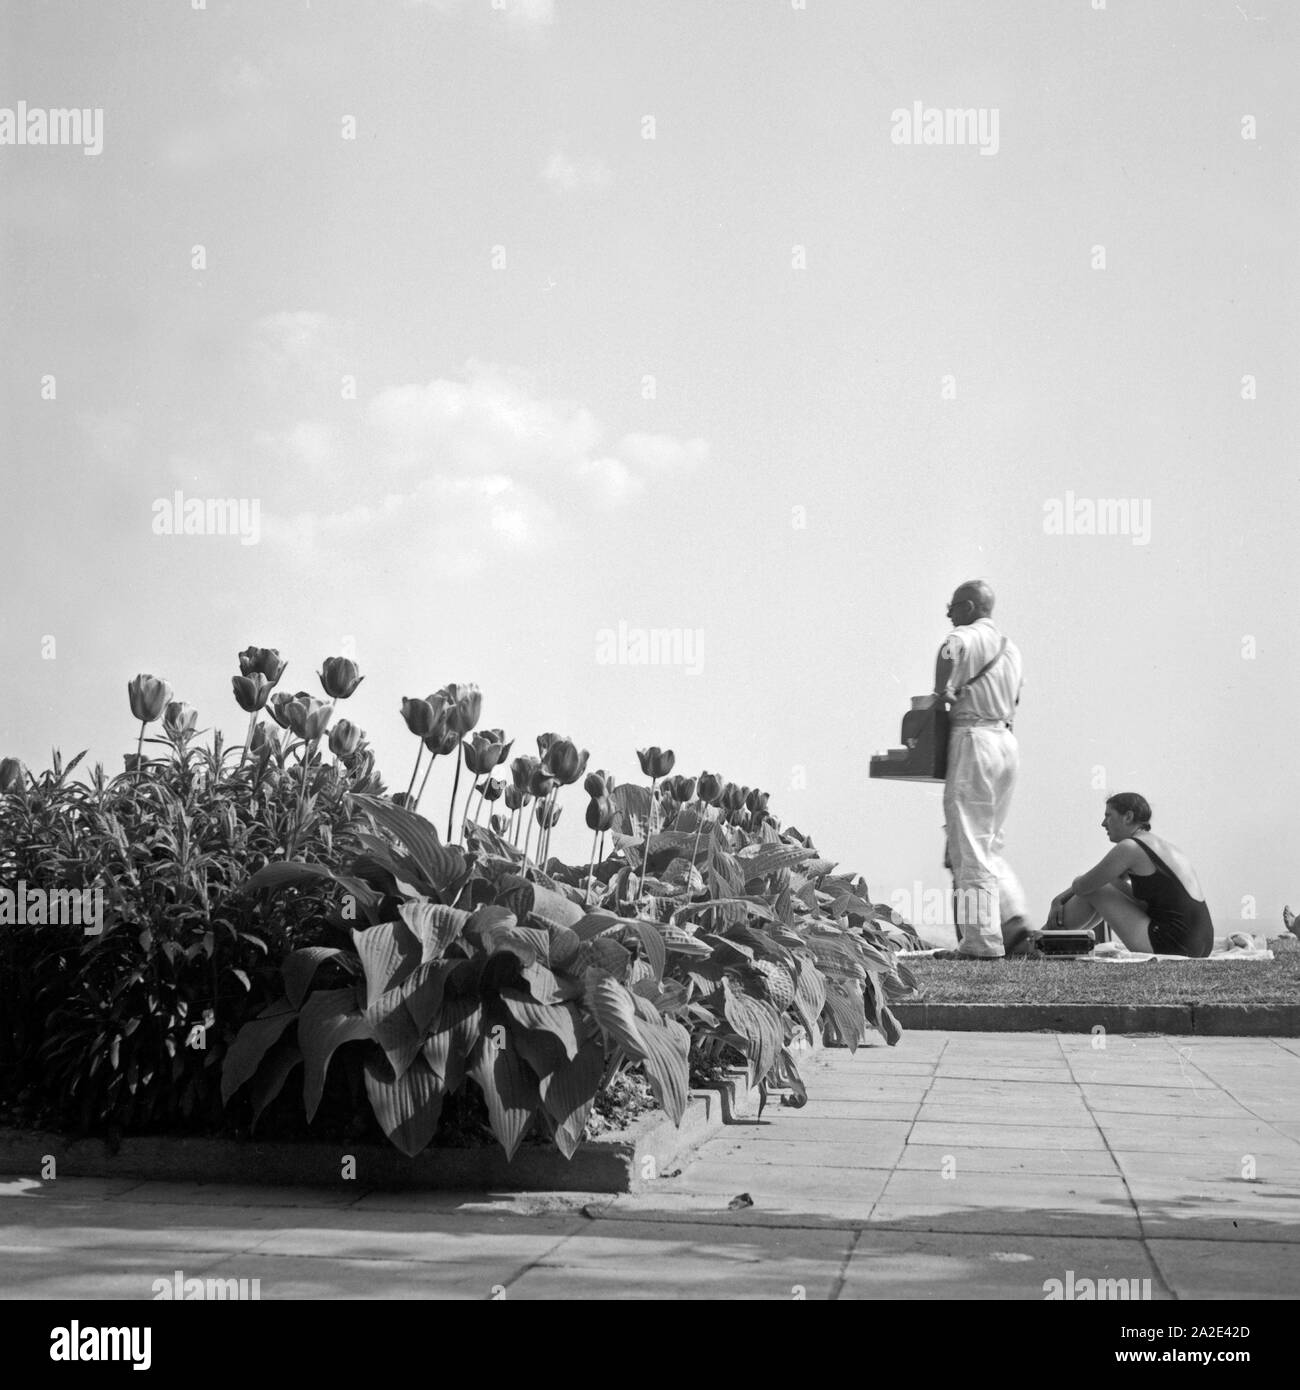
[541, 149, 611, 191]
[253, 355, 704, 574]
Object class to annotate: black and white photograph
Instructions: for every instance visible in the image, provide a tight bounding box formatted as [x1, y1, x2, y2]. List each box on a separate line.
[0, 0, 1296, 1341]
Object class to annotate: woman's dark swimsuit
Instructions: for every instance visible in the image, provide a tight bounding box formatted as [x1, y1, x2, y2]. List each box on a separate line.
[1129, 838, 1214, 958]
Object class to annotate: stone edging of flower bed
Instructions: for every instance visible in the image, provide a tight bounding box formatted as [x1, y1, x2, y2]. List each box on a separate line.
[0, 1038, 827, 1195]
[0, 1072, 770, 1196]
[0, 1088, 722, 1195]
[891, 1001, 1300, 1036]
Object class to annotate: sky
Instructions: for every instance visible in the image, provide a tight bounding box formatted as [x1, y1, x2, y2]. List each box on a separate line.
[2, 0, 1297, 938]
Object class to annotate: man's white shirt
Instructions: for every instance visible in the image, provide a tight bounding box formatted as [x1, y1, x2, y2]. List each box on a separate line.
[941, 618, 1024, 723]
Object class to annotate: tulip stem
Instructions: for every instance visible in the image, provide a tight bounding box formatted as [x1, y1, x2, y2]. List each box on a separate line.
[405, 744, 424, 807]
[135, 722, 146, 784]
[587, 826, 600, 905]
[633, 777, 657, 906]
[238, 711, 257, 770]
[415, 750, 438, 811]
[447, 741, 463, 843]
[688, 806, 708, 897]
[461, 777, 487, 844]
[521, 799, 536, 873]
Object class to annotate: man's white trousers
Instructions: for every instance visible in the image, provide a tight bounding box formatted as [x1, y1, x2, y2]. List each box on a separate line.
[943, 725, 1023, 958]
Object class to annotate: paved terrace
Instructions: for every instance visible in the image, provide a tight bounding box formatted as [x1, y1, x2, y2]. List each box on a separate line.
[3, 1032, 1298, 1300]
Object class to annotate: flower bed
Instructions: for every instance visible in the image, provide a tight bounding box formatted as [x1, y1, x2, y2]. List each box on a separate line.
[0, 648, 914, 1165]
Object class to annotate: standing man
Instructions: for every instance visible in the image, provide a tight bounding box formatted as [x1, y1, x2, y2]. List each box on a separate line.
[933, 581, 1028, 959]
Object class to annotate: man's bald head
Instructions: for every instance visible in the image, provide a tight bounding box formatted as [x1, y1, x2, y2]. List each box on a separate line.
[949, 580, 996, 622]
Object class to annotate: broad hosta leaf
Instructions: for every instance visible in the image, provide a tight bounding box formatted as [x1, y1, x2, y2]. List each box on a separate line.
[241, 861, 339, 896]
[468, 905, 519, 953]
[793, 955, 827, 1042]
[521, 961, 565, 1005]
[539, 1039, 605, 1159]
[422, 998, 482, 1092]
[822, 978, 867, 1052]
[501, 989, 581, 1064]
[249, 1040, 303, 1131]
[399, 900, 469, 963]
[365, 969, 430, 1082]
[584, 970, 643, 1054]
[632, 918, 666, 982]
[572, 911, 626, 942]
[469, 1036, 541, 1161]
[527, 884, 583, 930]
[283, 947, 351, 1010]
[588, 935, 631, 978]
[721, 978, 784, 1087]
[877, 1004, 903, 1047]
[405, 960, 455, 1034]
[351, 920, 422, 1007]
[220, 999, 297, 1104]
[633, 1014, 690, 1125]
[364, 1054, 446, 1157]
[547, 923, 582, 969]
[660, 924, 713, 958]
[735, 844, 816, 881]
[299, 987, 371, 1123]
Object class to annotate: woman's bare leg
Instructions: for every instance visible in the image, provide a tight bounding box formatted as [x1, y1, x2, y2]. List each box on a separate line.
[1077, 883, 1154, 953]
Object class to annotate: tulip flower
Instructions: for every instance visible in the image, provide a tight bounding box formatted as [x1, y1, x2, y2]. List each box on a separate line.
[535, 800, 561, 827]
[528, 767, 558, 799]
[329, 719, 364, 759]
[584, 770, 608, 799]
[511, 755, 539, 793]
[283, 693, 333, 742]
[536, 732, 559, 759]
[479, 777, 504, 801]
[232, 673, 273, 714]
[443, 682, 482, 736]
[636, 746, 675, 779]
[722, 781, 743, 812]
[318, 656, 364, 700]
[504, 783, 525, 811]
[676, 775, 697, 803]
[544, 738, 589, 787]
[464, 730, 507, 776]
[128, 674, 171, 724]
[401, 696, 439, 738]
[162, 701, 198, 741]
[490, 812, 510, 836]
[238, 647, 288, 685]
[0, 757, 25, 795]
[697, 772, 723, 805]
[127, 674, 172, 781]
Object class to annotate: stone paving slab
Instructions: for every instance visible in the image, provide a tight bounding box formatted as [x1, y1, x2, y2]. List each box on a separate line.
[4, 1033, 1299, 1299]
[896, 1144, 1121, 1177]
[907, 1120, 1108, 1151]
[505, 1223, 854, 1300]
[1146, 1238, 1298, 1299]
[868, 1170, 1140, 1238]
[839, 1232, 1170, 1300]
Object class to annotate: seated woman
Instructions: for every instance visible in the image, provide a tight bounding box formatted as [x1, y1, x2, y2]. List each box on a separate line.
[1037, 792, 1214, 957]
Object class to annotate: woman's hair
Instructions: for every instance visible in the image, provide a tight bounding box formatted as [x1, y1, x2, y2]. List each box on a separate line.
[1106, 792, 1152, 831]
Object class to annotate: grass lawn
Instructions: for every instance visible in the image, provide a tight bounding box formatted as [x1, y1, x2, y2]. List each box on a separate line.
[903, 934, 1300, 1007]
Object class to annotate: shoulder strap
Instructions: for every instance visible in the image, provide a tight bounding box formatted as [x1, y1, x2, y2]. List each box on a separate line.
[953, 637, 1007, 698]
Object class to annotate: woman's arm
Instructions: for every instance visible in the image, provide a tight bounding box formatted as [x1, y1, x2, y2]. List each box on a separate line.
[1071, 842, 1137, 897]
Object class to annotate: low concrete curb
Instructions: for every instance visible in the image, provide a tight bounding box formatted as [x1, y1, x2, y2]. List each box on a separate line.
[892, 1001, 1300, 1035]
[0, 1089, 730, 1195]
